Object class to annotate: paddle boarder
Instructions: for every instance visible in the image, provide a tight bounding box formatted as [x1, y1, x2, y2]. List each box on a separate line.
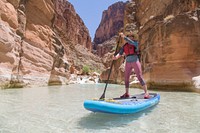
[113, 32, 150, 99]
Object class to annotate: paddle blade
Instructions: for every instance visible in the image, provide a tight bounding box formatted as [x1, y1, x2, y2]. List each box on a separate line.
[99, 93, 105, 100]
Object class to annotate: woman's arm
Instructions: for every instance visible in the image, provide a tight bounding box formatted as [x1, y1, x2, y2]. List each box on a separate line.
[119, 32, 139, 51]
[124, 37, 138, 47]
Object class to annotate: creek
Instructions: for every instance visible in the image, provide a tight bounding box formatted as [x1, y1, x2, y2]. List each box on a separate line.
[0, 84, 200, 133]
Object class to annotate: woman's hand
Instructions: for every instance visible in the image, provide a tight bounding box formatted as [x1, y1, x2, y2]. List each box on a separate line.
[119, 32, 125, 38]
[113, 54, 121, 60]
[113, 55, 117, 60]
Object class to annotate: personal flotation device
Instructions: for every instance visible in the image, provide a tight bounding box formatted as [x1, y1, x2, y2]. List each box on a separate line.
[123, 43, 138, 56]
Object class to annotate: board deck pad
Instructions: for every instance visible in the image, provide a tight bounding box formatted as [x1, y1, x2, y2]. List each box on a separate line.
[106, 93, 156, 105]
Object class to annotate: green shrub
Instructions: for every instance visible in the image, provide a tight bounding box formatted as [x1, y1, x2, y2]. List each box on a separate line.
[82, 65, 90, 75]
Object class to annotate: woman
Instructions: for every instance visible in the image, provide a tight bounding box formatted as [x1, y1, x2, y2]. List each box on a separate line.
[113, 32, 150, 98]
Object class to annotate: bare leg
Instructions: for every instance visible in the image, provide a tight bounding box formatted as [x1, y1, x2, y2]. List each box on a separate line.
[142, 84, 149, 96]
[125, 87, 129, 94]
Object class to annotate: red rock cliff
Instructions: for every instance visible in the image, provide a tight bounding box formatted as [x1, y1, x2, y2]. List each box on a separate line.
[93, 2, 126, 57]
[0, 0, 103, 88]
[100, 0, 200, 92]
[134, 0, 200, 91]
[54, 0, 92, 50]
[100, 1, 138, 85]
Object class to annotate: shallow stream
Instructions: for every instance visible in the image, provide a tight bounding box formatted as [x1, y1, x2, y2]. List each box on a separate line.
[0, 84, 200, 133]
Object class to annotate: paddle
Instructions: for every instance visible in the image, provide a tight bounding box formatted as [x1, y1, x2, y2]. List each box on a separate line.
[99, 37, 121, 100]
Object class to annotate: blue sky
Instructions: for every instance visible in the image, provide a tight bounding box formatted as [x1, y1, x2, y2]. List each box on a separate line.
[68, 0, 127, 40]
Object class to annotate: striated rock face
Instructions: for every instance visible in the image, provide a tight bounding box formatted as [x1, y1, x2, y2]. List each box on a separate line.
[99, 1, 139, 85]
[135, 0, 200, 91]
[0, 0, 103, 88]
[54, 0, 92, 51]
[93, 2, 126, 57]
[95, 36, 118, 57]
[100, 0, 200, 92]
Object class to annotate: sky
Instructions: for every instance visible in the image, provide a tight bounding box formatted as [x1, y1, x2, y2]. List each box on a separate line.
[68, 0, 127, 40]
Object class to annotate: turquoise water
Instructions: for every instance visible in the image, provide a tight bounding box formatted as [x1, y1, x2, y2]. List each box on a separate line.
[0, 84, 200, 133]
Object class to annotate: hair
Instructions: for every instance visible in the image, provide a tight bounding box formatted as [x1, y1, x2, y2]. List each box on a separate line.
[126, 33, 138, 40]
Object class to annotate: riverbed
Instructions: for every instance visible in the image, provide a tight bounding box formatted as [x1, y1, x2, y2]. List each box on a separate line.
[0, 84, 200, 133]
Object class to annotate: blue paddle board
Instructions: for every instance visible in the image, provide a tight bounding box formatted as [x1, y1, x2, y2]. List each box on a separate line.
[84, 93, 160, 114]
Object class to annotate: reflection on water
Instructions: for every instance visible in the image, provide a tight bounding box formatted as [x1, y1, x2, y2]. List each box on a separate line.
[0, 84, 200, 133]
[78, 106, 157, 130]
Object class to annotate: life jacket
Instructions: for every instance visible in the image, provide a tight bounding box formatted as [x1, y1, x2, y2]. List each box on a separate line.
[123, 43, 138, 56]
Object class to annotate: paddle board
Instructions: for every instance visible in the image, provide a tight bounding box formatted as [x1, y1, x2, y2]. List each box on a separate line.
[84, 93, 160, 114]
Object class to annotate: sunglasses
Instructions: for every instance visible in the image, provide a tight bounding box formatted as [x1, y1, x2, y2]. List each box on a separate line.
[127, 35, 134, 38]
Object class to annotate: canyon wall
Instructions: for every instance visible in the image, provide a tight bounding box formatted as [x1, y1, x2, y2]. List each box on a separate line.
[93, 2, 126, 57]
[0, 0, 103, 88]
[54, 0, 92, 51]
[100, 1, 139, 86]
[135, 0, 200, 91]
[100, 0, 200, 92]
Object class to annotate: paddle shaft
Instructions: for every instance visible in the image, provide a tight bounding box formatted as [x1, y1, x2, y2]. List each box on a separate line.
[99, 37, 121, 99]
